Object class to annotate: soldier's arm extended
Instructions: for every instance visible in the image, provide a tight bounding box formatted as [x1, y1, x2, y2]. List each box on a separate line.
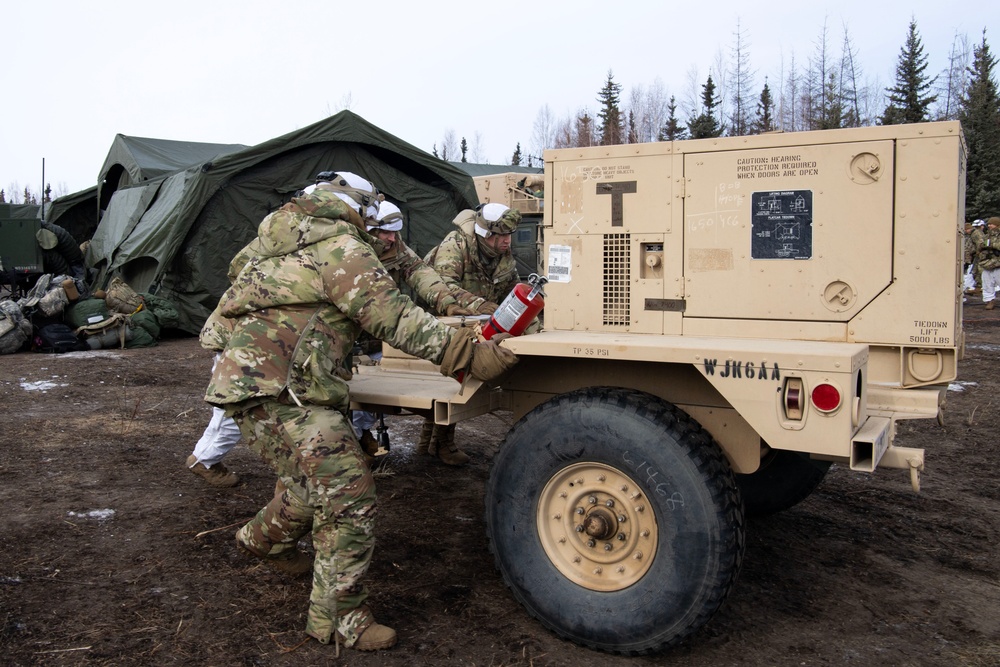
[324, 236, 456, 364]
[395, 242, 488, 315]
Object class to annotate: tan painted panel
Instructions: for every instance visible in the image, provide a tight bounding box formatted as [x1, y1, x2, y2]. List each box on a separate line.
[848, 135, 965, 349]
[544, 148, 681, 334]
[683, 140, 895, 321]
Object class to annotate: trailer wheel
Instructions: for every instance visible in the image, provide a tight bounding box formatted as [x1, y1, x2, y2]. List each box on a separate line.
[736, 449, 832, 517]
[485, 388, 745, 655]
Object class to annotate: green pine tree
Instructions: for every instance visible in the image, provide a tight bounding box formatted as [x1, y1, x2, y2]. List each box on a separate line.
[658, 96, 688, 141]
[688, 75, 724, 139]
[818, 70, 844, 129]
[460, 137, 468, 163]
[511, 142, 522, 166]
[597, 70, 623, 145]
[960, 31, 1000, 219]
[881, 19, 938, 125]
[751, 81, 776, 134]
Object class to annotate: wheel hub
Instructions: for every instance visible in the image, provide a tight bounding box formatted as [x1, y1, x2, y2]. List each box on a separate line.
[536, 462, 658, 591]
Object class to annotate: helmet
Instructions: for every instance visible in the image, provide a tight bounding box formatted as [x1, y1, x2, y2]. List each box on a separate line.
[314, 171, 381, 219]
[474, 203, 521, 238]
[367, 201, 404, 232]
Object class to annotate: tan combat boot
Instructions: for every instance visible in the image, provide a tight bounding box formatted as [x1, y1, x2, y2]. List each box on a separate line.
[186, 454, 239, 487]
[986, 300, 996, 310]
[416, 419, 434, 455]
[432, 424, 469, 466]
[349, 622, 397, 651]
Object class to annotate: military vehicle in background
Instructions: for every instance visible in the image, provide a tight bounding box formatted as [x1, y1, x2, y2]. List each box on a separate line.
[471, 171, 545, 278]
[0, 204, 44, 297]
[351, 121, 967, 654]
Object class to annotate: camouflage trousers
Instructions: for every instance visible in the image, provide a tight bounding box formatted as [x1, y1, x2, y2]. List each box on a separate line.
[229, 399, 377, 647]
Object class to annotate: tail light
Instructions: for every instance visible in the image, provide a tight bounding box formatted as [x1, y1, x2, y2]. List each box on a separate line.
[811, 383, 842, 413]
[783, 377, 804, 420]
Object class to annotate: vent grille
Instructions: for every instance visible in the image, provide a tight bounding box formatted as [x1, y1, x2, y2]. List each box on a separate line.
[603, 234, 630, 326]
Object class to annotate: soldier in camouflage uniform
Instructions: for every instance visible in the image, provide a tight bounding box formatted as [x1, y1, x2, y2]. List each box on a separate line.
[974, 217, 1000, 310]
[351, 200, 497, 458]
[204, 172, 517, 651]
[421, 203, 522, 465]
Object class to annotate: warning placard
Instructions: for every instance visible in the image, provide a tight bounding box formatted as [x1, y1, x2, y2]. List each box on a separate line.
[750, 190, 813, 260]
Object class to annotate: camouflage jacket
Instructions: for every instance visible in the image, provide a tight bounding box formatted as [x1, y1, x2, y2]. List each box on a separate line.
[204, 190, 456, 412]
[424, 210, 518, 304]
[379, 237, 488, 315]
[974, 227, 1000, 271]
[198, 238, 263, 352]
[964, 232, 976, 265]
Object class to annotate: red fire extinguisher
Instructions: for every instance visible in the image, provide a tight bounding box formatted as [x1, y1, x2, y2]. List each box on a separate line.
[482, 273, 548, 340]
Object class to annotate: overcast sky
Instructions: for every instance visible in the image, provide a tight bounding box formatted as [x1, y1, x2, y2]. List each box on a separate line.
[2, 1, 995, 199]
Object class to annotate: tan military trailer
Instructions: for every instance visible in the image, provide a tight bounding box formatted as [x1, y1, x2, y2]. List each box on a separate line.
[350, 121, 966, 654]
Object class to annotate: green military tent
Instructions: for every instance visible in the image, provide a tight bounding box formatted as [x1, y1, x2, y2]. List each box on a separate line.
[86, 110, 479, 335]
[49, 136, 251, 245]
[97, 135, 250, 213]
[47, 186, 98, 245]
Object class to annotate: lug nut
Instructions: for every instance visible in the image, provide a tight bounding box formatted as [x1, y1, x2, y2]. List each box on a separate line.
[586, 539, 595, 548]
[604, 543, 612, 551]
[588, 496, 597, 505]
[617, 533, 626, 541]
[604, 499, 615, 508]
[575, 507, 584, 515]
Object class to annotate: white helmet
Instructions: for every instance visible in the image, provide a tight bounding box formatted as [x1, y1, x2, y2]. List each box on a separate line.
[474, 202, 520, 238]
[367, 201, 404, 232]
[313, 171, 381, 219]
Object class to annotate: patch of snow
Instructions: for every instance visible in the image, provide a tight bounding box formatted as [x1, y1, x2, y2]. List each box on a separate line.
[948, 381, 979, 392]
[20, 380, 69, 392]
[67, 509, 115, 522]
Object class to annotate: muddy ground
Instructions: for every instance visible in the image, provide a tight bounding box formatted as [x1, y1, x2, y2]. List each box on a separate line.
[1, 305, 998, 667]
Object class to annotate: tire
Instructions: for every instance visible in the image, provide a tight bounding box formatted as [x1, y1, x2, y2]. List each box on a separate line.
[484, 388, 745, 655]
[736, 449, 832, 517]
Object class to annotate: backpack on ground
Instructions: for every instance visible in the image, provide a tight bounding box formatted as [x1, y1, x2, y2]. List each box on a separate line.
[34, 322, 89, 353]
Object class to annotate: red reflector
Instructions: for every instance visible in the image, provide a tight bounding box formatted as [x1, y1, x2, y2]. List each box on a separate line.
[812, 383, 841, 412]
